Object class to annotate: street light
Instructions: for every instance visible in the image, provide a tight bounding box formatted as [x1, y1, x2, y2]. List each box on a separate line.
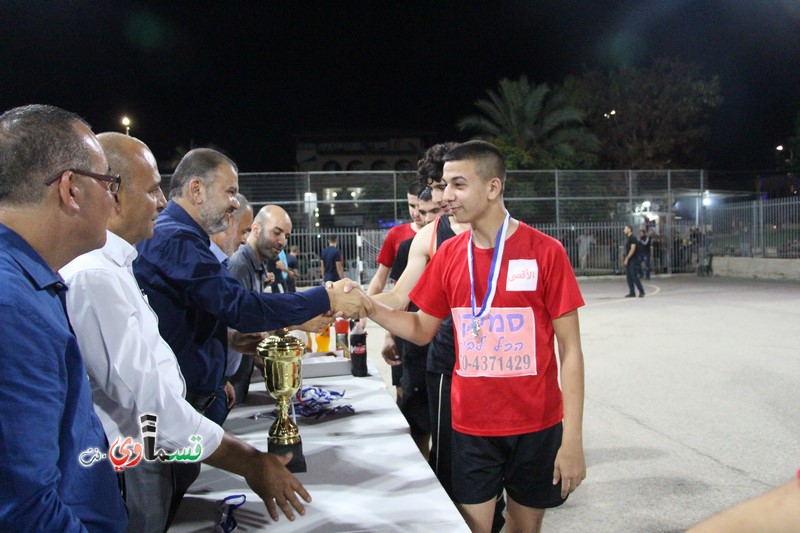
[777, 144, 795, 167]
[121, 116, 131, 136]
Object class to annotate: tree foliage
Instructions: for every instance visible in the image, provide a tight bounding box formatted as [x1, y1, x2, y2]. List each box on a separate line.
[565, 58, 722, 169]
[776, 111, 800, 174]
[457, 76, 600, 170]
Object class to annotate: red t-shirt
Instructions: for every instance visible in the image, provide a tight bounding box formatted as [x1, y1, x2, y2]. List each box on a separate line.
[410, 222, 584, 436]
[376, 223, 417, 268]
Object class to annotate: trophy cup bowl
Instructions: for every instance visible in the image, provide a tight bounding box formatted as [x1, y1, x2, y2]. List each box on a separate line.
[256, 329, 307, 473]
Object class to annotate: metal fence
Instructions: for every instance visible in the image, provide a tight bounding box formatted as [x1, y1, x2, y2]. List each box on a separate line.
[228, 169, 707, 284]
[163, 168, 758, 282]
[705, 196, 800, 259]
[231, 169, 708, 230]
[288, 227, 384, 287]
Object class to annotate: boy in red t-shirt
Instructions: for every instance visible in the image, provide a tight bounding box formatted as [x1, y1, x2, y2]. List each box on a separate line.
[365, 140, 586, 532]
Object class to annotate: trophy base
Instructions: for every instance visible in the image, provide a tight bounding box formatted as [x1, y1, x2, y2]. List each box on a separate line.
[268, 441, 307, 473]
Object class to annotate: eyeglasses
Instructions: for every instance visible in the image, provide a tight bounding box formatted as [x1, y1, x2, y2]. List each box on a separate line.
[45, 168, 121, 194]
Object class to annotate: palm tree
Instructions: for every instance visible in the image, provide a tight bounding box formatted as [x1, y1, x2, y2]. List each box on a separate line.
[457, 76, 599, 169]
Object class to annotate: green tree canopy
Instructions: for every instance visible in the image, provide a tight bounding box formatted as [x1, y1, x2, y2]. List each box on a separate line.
[565, 58, 722, 169]
[456, 76, 600, 170]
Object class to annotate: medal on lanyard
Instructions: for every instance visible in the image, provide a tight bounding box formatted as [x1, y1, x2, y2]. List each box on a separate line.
[468, 212, 510, 337]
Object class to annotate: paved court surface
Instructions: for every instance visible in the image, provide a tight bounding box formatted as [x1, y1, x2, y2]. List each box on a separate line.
[365, 274, 800, 532]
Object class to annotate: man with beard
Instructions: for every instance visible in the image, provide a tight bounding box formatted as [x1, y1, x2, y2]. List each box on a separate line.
[205, 194, 256, 424]
[227, 204, 303, 403]
[133, 148, 363, 521]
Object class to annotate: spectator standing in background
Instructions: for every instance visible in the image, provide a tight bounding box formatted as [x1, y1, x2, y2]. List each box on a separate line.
[637, 229, 651, 279]
[623, 225, 645, 298]
[285, 245, 300, 292]
[576, 232, 595, 272]
[320, 234, 343, 283]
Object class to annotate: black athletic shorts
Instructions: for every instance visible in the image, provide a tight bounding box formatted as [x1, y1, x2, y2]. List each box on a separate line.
[399, 365, 430, 436]
[451, 422, 566, 509]
[390, 363, 403, 386]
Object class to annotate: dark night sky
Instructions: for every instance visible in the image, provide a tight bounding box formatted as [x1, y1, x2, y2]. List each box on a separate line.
[2, 1, 799, 184]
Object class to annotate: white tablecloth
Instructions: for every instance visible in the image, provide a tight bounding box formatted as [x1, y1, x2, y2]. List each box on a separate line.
[171, 366, 468, 532]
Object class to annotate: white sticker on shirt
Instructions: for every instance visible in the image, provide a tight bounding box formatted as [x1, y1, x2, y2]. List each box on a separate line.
[506, 259, 538, 291]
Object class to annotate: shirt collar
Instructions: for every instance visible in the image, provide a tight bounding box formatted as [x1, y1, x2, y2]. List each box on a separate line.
[163, 200, 210, 245]
[241, 243, 265, 272]
[209, 240, 228, 263]
[102, 230, 138, 268]
[0, 223, 64, 292]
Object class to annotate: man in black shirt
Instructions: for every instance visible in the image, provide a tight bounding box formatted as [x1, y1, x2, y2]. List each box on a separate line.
[623, 225, 645, 297]
[638, 229, 651, 280]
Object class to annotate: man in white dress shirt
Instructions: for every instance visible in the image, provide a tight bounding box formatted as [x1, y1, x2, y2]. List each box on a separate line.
[60, 133, 311, 532]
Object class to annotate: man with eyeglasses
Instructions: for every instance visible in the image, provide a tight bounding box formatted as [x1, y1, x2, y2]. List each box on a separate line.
[61, 133, 313, 532]
[0, 104, 127, 531]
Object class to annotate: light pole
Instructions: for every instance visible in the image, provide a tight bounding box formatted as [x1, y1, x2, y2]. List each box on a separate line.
[121, 116, 131, 136]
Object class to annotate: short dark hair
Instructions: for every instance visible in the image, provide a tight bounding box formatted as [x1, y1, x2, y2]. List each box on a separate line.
[418, 186, 433, 202]
[232, 193, 250, 223]
[0, 104, 93, 204]
[417, 142, 458, 187]
[407, 181, 423, 197]
[168, 148, 238, 199]
[442, 140, 506, 185]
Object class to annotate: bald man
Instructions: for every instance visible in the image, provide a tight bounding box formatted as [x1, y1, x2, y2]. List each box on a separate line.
[61, 134, 311, 532]
[227, 204, 297, 402]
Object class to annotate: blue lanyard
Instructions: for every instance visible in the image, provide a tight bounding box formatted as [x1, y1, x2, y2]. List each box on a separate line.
[217, 494, 247, 532]
[468, 212, 510, 336]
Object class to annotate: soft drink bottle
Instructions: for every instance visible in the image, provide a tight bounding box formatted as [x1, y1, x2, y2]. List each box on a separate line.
[334, 318, 350, 358]
[315, 325, 332, 352]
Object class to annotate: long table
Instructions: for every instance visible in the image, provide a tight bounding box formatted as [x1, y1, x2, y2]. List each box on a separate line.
[171, 365, 469, 532]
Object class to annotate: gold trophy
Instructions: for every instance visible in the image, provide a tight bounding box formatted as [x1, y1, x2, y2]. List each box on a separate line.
[256, 329, 307, 473]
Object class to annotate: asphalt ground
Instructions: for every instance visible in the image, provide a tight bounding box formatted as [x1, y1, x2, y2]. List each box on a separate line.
[365, 274, 800, 532]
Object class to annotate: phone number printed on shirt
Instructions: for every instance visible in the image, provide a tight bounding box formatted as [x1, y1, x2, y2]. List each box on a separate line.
[453, 307, 537, 378]
[459, 353, 533, 374]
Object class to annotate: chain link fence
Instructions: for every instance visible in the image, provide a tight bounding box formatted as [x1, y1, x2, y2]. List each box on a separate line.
[162, 169, 785, 284]
[705, 196, 800, 259]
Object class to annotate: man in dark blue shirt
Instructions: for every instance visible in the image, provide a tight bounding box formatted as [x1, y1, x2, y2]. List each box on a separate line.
[134, 148, 364, 519]
[320, 234, 344, 282]
[0, 104, 127, 531]
[134, 148, 363, 408]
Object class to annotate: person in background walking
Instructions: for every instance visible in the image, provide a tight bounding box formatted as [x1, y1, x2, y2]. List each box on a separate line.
[623, 225, 645, 298]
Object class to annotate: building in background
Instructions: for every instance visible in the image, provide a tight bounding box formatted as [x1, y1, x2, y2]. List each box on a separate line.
[295, 130, 428, 172]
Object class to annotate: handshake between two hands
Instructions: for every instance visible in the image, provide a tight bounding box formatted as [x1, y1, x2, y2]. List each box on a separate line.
[324, 278, 373, 320]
